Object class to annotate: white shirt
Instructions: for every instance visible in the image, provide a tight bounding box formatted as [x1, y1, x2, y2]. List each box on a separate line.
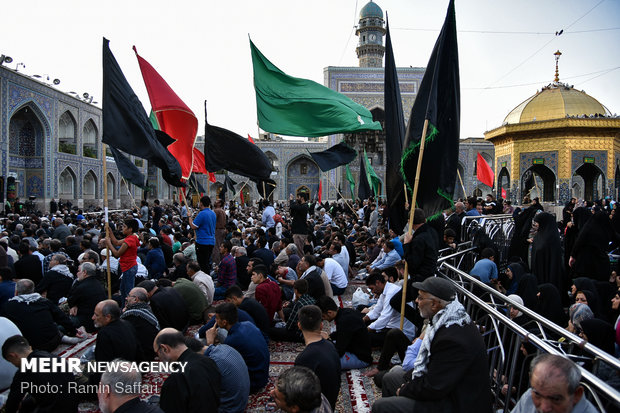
[192, 270, 215, 306]
[333, 249, 349, 275]
[367, 282, 416, 339]
[322, 257, 348, 289]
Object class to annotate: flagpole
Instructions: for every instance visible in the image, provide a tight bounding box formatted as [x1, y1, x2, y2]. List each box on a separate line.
[400, 118, 430, 329]
[456, 169, 467, 199]
[262, 181, 266, 200]
[326, 173, 356, 215]
[403, 183, 409, 206]
[121, 178, 138, 210]
[102, 144, 112, 299]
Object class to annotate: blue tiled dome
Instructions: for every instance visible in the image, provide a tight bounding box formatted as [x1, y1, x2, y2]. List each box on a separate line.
[360, 1, 383, 19]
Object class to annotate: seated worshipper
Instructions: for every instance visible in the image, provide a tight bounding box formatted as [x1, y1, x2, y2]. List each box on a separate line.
[172, 277, 209, 324]
[273, 240, 289, 266]
[208, 302, 269, 393]
[3, 335, 80, 413]
[67, 261, 108, 332]
[285, 243, 301, 272]
[185, 338, 250, 413]
[469, 247, 499, 284]
[274, 263, 298, 301]
[93, 300, 142, 363]
[3, 279, 79, 352]
[42, 238, 70, 274]
[168, 253, 189, 281]
[187, 259, 215, 306]
[223, 285, 271, 340]
[138, 280, 189, 331]
[511, 354, 598, 413]
[297, 254, 327, 300]
[442, 228, 457, 250]
[317, 254, 348, 296]
[371, 277, 491, 413]
[145, 237, 167, 279]
[251, 237, 275, 269]
[0, 316, 20, 391]
[567, 302, 594, 335]
[295, 305, 341, 411]
[35, 253, 74, 304]
[329, 241, 349, 275]
[97, 360, 165, 413]
[251, 264, 282, 324]
[14, 241, 43, 285]
[269, 279, 316, 342]
[214, 240, 237, 300]
[317, 295, 372, 370]
[363, 272, 416, 347]
[155, 328, 221, 413]
[233, 246, 251, 290]
[367, 240, 401, 272]
[121, 287, 160, 361]
[65, 235, 82, 262]
[270, 366, 332, 413]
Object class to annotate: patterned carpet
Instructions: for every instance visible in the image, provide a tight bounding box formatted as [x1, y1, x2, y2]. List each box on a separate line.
[53, 280, 383, 413]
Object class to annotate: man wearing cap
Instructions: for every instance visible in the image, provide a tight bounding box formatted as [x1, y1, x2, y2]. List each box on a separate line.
[372, 277, 492, 413]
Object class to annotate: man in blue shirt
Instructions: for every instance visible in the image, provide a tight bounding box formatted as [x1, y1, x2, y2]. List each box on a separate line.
[469, 248, 498, 284]
[368, 241, 401, 271]
[465, 196, 481, 216]
[189, 196, 216, 273]
[209, 302, 270, 393]
[203, 343, 250, 413]
[388, 229, 404, 258]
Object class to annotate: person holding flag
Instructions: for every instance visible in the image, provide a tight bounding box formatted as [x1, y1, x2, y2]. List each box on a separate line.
[103, 219, 140, 306]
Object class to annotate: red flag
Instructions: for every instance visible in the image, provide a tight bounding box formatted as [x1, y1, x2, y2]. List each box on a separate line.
[191, 147, 217, 183]
[318, 180, 322, 203]
[476, 153, 494, 188]
[248, 134, 255, 144]
[134, 47, 198, 180]
[501, 187, 507, 199]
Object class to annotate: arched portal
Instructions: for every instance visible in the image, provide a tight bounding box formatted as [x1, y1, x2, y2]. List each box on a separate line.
[107, 173, 116, 199]
[9, 105, 46, 200]
[83, 171, 97, 200]
[498, 167, 510, 199]
[287, 156, 319, 201]
[521, 165, 555, 202]
[59, 168, 77, 201]
[574, 163, 605, 202]
[241, 185, 251, 206]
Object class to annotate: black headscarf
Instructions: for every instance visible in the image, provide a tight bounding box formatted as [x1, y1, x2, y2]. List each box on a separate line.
[532, 212, 563, 287]
[508, 207, 540, 269]
[517, 274, 539, 312]
[537, 283, 568, 326]
[572, 211, 612, 281]
[580, 318, 616, 354]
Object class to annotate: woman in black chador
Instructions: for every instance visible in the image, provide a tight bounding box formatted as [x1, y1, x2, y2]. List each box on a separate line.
[570, 211, 614, 282]
[531, 212, 564, 288]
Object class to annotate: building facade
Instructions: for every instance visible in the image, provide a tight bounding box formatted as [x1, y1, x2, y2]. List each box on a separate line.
[0, 64, 147, 212]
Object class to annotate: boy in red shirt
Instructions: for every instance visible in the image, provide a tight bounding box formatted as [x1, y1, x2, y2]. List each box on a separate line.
[104, 219, 140, 306]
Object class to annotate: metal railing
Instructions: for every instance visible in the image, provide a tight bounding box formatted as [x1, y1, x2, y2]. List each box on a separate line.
[460, 214, 515, 270]
[438, 260, 620, 412]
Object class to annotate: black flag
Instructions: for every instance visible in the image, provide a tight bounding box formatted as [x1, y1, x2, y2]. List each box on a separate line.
[256, 178, 277, 199]
[203, 103, 273, 182]
[357, 154, 372, 201]
[108, 147, 146, 189]
[384, 16, 407, 234]
[309, 142, 357, 172]
[400, 0, 460, 219]
[224, 175, 237, 194]
[102, 38, 183, 187]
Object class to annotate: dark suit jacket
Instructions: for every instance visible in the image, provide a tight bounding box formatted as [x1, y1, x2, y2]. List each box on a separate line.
[399, 322, 492, 413]
[67, 276, 107, 332]
[150, 287, 189, 331]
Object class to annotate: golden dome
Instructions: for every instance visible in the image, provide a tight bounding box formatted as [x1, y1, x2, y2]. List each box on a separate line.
[503, 83, 611, 125]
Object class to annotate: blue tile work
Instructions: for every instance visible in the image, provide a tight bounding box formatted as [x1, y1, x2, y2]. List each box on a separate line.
[558, 179, 571, 204]
[286, 155, 320, 199]
[519, 151, 558, 175]
[570, 150, 607, 176]
[27, 174, 44, 198]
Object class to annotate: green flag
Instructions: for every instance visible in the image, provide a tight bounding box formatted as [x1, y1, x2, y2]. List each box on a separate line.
[364, 149, 381, 197]
[250, 39, 382, 137]
[345, 164, 356, 199]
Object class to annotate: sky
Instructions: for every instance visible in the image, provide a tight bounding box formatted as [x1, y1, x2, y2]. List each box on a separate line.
[2, 0, 619, 141]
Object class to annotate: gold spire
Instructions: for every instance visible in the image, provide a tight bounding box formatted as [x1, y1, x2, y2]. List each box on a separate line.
[554, 50, 562, 83]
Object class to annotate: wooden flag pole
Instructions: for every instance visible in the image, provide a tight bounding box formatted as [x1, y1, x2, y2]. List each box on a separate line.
[457, 168, 467, 199]
[326, 173, 357, 215]
[400, 118, 430, 329]
[403, 183, 409, 206]
[102, 144, 112, 299]
[262, 181, 266, 200]
[121, 178, 139, 210]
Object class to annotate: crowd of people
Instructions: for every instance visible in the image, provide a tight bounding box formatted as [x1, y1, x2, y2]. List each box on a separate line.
[0, 191, 617, 412]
